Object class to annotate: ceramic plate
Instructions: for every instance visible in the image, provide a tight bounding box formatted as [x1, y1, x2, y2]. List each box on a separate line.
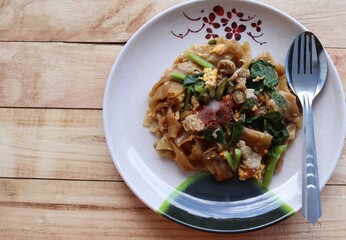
[103, 0, 346, 233]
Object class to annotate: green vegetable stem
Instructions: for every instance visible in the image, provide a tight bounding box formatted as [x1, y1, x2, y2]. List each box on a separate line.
[169, 71, 186, 82]
[225, 148, 242, 174]
[215, 78, 228, 100]
[230, 115, 245, 146]
[183, 87, 192, 111]
[262, 145, 287, 188]
[184, 51, 215, 69]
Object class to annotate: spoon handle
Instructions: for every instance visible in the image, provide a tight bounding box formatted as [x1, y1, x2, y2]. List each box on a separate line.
[301, 94, 322, 223]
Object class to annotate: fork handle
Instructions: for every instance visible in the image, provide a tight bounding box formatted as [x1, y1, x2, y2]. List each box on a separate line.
[301, 94, 322, 223]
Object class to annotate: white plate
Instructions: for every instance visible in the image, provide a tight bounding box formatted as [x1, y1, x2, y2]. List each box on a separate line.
[103, 0, 346, 232]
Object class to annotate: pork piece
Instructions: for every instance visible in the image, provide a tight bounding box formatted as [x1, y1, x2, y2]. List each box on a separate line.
[217, 59, 236, 76]
[229, 68, 250, 90]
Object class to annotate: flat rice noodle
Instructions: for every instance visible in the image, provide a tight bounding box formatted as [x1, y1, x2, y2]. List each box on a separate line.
[189, 139, 204, 160]
[170, 140, 196, 170]
[149, 70, 171, 96]
[156, 134, 174, 151]
[240, 127, 272, 155]
[143, 112, 153, 127]
[157, 150, 175, 161]
[149, 80, 185, 110]
[166, 108, 182, 138]
[156, 113, 166, 133]
[279, 91, 301, 124]
[173, 56, 201, 75]
[150, 121, 159, 134]
[276, 64, 285, 76]
[204, 158, 232, 182]
[207, 39, 251, 67]
[156, 134, 195, 170]
[287, 123, 297, 141]
[213, 159, 232, 182]
[174, 132, 204, 161]
[255, 51, 275, 63]
[174, 132, 194, 147]
[151, 101, 168, 113]
[188, 43, 213, 59]
[186, 37, 251, 68]
[143, 113, 160, 133]
[277, 75, 290, 93]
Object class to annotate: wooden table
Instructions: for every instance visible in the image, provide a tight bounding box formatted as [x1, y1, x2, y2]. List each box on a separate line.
[0, 0, 345, 239]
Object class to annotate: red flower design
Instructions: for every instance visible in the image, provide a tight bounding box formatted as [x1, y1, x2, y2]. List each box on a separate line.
[213, 6, 224, 16]
[203, 13, 220, 29]
[172, 5, 266, 45]
[232, 8, 244, 18]
[205, 28, 219, 39]
[221, 11, 233, 26]
[251, 20, 262, 32]
[225, 22, 246, 40]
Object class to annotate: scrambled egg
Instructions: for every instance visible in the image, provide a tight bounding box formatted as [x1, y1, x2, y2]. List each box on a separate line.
[200, 68, 218, 87]
[238, 164, 265, 181]
[209, 44, 225, 54]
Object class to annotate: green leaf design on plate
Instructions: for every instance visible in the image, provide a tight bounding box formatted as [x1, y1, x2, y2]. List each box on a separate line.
[158, 172, 294, 233]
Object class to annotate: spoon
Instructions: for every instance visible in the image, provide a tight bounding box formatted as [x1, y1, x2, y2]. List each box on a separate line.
[285, 31, 328, 223]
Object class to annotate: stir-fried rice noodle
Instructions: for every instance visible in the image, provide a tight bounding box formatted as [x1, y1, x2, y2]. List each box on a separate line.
[144, 37, 301, 183]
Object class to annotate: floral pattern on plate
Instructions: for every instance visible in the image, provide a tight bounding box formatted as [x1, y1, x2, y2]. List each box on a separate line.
[171, 5, 267, 45]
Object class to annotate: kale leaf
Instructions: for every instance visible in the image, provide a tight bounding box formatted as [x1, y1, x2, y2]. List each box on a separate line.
[248, 60, 287, 111]
[239, 97, 256, 114]
[183, 72, 206, 107]
[203, 127, 225, 144]
[263, 111, 289, 146]
[244, 111, 289, 146]
[267, 90, 287, 111]
[183, 72, 204, 87]
[249, 60, 279, 90]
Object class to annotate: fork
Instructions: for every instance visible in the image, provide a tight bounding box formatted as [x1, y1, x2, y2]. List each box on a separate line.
[285, 31, 328, 223]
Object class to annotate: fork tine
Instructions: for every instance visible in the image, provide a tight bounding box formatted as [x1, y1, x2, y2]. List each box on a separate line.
[311, 34, 318, 72]
[292, 34, 299, 76]
[305, 34, 312, 74]
[299, 33, 305, 74]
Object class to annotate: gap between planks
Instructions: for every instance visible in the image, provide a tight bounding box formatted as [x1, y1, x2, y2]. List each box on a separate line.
[0, 176, 345, 186]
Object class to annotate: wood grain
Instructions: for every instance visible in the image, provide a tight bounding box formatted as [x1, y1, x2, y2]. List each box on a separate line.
[0, 42, 345, 109]
[0, 0, 183, 43]
[0, 0, 345, 48]
[0, 108, 345, 184]
[0, 108, 120, 181]
[0, 0, 345, 239]
[0, 42, 120, 108]
[0, 179, 345, 239]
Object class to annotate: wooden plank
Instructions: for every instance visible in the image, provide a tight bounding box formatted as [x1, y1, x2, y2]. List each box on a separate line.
[0, 0, 184, 43]
[0, 179, 345, 239]
[0, 0, 345, 48]
[260, 0, 346, 48]
[328, 140, 346, 185]
[0, 42, 345, 109]
[0, 108, 120, 181]
[0, 108, 345, 183]
[0, 42, 120, 108]
[328, 48, 346, 94]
